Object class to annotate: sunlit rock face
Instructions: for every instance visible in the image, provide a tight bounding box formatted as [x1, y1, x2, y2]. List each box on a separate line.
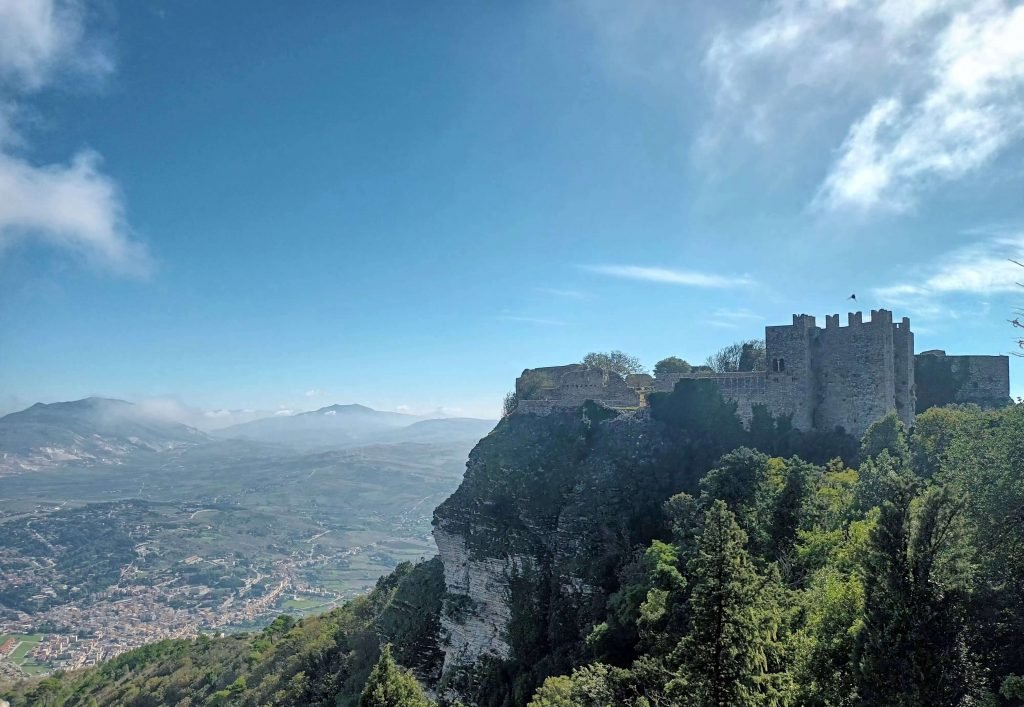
[431, 402, 682, 701]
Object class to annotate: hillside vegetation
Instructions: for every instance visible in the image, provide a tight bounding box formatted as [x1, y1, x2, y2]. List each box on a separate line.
[4, 390, 1023, 707]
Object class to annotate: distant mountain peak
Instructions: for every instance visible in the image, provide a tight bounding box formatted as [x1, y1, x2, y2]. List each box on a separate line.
[312, 403, 376, 414]
[0, 397, 208, 475]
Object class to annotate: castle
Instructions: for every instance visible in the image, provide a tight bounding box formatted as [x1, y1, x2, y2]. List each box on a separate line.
[513, 309, 1011, 436]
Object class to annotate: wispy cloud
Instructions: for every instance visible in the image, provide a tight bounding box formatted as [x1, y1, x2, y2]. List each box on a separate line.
[874, 233, 1024, 319]
[701, 307, 764, 331]
[705, 0, 1024, 212]
[582, 264, 754, 288]
[535, 287, 589, 299]
[497, 314, 566, 326]
[304, 388, 327, 398]
[711, 307, 763, 321]
[0, 0, 148, 276]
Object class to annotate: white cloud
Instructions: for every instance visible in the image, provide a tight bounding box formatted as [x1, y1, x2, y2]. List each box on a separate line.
[0, 0, 113, 91]
[0, 150, 150, 275]
[582, 264, 753, 288]
[874, 233, 1024, 316]
[304, 388, 327, 398]
[706, 0, 1024, 211]
[0, 0, 146, 275]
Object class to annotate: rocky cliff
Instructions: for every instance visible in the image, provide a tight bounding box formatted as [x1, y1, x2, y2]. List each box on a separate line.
[431, 383, 750, 703]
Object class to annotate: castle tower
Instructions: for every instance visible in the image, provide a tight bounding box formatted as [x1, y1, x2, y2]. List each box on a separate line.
[892, 316, 916, 427]
[812, 310, 900, 435]
[763, 310, 914, 437]
[765, 314, 817, 430]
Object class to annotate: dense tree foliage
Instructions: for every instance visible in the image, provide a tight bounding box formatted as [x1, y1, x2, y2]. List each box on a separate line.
[581, 351, 646, 375]
[705, 339, 766, 373]
[360, 645, 433, 707]
[653, 356, 692, 378]
[521, 405, 1024, 706]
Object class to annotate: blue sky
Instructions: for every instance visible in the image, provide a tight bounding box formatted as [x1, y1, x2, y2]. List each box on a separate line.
[1, 0, 1023, 423]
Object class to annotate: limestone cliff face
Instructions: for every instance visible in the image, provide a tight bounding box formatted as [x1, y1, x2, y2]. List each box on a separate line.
[431, 389, 741, 701]
[432, 525, 515, 671]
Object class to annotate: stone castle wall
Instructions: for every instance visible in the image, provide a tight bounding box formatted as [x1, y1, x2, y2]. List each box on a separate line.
[812, 310, 897, 435]
[511, 310, 1009, 436]
[656, 371, 768, 425]
[765, 314, 817, 430]
[516, 364, 641, 413]
[892, 318, 916, 427]
[915, 351, 1012, 411]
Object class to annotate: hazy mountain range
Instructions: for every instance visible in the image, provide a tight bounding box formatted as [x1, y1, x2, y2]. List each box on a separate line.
[0, 398, 496, 475]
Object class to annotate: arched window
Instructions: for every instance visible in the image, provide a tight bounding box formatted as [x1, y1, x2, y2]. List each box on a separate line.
[779, 358, 786, 372]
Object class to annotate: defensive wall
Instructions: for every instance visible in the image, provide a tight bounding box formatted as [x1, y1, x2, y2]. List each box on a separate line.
[512, 309, 1010, 437]
[914, 350, 1012, 411]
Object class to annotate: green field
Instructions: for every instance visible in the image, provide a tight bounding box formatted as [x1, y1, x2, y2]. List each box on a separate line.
[281, 598, 331, 613]
[1, 633, 44, 672]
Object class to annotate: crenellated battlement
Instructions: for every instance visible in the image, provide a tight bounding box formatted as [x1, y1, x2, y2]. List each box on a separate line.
[511, 308, 1009, 437]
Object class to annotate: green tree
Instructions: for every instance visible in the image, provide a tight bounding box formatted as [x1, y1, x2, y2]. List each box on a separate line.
[529, 674, 575, 706]
[699, 448, 780, 559]
[791, 568, 864, 706]
[653, 356, 692, 378]
[767, 457, 818, 563]
[705, 339, 766, 373]
[854, 484, 973, 706]
[670, 500, 790, 706]
[908, 405, 971, 478]
[582, 351, 647, 375]
[939, 404, 1024, 690]
[527, 664, 639, 707]
[359, 645, 432, 707]
[859, 412, 910, 465]
[853, 450, 913, 516]
[503, 390, 519, 416]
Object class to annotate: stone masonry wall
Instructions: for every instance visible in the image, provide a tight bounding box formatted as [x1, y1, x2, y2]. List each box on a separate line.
[765, 315, 817, 430]
[512, 310, 1009, 434]
[813, 310, 897, 436]
[655, 371, 768, 425]
[915, 352, 1012, 411]
[892, 317, 916, 428]
[516, 365, 641, 413]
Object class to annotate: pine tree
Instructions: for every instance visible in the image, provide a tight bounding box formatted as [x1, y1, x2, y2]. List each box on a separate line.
[359, 645, 432, 707]
[670, 500, 789, 706]
[854, 485, 972, 706]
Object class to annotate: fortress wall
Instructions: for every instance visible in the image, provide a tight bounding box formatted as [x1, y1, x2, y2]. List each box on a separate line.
[765, 315, 817, 430]
[915, 353, 1011, 411]
[892, 318, 916, 427]
[813, 311, 896, 436]
[515, 365, 641, 412]
[655, 371, 768, 425]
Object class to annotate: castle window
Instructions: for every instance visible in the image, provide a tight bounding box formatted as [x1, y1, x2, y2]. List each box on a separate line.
[778, 358, 786, 372]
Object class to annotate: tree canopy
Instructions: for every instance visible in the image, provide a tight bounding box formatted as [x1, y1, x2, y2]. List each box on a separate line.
[653, 356, 692, 378]
[705, 340, 766, 373]
[582, 351, 647, 376]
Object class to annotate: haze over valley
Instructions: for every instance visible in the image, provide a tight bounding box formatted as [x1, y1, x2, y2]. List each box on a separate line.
[0, 397, 494, 676]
